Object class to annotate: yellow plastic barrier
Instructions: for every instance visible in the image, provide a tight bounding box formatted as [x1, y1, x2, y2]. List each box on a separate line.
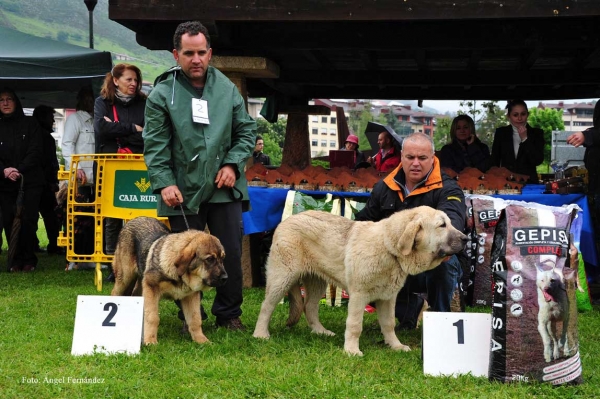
[58, 154, 167, 291]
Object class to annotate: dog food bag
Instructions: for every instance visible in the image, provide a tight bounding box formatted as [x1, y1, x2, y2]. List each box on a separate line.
[469, 195, 507, 306]
[489, 201, 582, 385]
[459, 199, 477, 306]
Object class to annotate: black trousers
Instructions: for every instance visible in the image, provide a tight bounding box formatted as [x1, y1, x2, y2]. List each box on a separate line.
[169, 201, 244, 321]
[0, 184, 43, 268]
[37, 186, 59, 251]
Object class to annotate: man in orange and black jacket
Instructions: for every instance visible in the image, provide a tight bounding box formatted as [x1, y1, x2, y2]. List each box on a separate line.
[356, 132, 466, 330]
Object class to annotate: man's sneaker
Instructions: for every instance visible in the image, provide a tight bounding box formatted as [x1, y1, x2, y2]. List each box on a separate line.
[215, 317, 246, 331]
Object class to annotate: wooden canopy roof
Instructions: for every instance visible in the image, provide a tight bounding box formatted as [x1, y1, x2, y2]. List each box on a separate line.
[109, 0, 600, 101]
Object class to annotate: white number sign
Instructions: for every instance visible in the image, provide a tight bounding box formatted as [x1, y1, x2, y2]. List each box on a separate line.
[71, 295, 144, 356]
[423, 312, 491, 377]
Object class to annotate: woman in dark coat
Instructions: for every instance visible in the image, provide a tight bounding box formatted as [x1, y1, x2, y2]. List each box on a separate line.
[0, 87, 44, 272]
[440, 114, 490, 173]
[489, 99, 545, 183]
[93, 64, 146, 264]
[340, 134, 367, 168]
[94, 63, 146, 154]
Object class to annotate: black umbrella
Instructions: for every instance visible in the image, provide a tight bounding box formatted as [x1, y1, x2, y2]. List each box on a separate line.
[364, 122, 404, 151]
[7, 176, 24, 272]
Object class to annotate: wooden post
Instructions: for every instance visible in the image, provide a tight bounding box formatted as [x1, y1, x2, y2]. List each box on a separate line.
[281, 112, 310, 169]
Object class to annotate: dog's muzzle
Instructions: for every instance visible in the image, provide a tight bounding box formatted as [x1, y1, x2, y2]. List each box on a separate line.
[206, 272, 228, 287]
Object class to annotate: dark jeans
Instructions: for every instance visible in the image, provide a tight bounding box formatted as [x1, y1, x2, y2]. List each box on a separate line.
[103, 217, 123, 255]
[395, 254, 462, 328]
[37, 186, 59, 251]
[0, 184, 43, 268]
[74, 186, 95, 255]
[170, 201, 244, 321]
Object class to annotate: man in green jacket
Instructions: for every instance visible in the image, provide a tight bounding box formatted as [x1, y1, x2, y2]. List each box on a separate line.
[143, 21, 256, 331]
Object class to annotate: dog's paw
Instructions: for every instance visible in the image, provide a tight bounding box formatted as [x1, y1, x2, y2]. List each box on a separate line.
[192, 336, 210, 344]
[312, 328, 335, 337]
[253, 331, 271, 340]
[144, 339, 158, 346]
[389, 342, 411, 352]
[544, 354, 552, 363]
[344, 347, 364, 357]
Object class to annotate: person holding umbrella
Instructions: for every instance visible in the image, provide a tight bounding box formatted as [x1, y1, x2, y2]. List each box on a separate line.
[0, 87, 44, 272]
[367, 131, 401, 172]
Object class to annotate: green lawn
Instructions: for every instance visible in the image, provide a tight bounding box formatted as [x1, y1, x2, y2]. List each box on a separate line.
[0, 225, 599, 398]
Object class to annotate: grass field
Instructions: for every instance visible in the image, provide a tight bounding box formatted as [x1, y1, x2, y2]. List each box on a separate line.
[1, 226, 599, 398]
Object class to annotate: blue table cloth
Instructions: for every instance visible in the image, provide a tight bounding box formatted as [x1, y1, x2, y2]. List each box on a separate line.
[243, 185, 598, 267]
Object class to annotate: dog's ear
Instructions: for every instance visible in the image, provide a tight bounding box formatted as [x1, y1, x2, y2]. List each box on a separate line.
[174, 237, 198, 277]
[398, 218, 422, 256]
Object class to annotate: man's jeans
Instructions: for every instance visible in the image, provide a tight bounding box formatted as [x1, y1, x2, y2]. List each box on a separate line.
[395, 254, 462, 329]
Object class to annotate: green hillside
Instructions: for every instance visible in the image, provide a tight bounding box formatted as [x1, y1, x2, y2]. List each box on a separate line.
[0, 0, 174, 83]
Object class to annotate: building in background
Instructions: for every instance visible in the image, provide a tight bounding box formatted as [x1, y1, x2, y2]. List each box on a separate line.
[309, 99, 439, 158]
[537, 101, 596, 132]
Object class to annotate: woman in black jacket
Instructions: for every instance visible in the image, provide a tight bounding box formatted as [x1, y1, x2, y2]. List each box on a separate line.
[93, 64, 146, 265]
[0, 87, 44, 272]
[489, 99, 545, 183]
[94, 63, 146, 154]
[440, 114, 490, 173]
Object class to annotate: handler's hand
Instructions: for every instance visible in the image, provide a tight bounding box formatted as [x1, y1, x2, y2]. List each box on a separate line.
[566, 132, 584, 147]
[4, 167, 17, 179]
[76, 169, 87, 185]
[215, 165, 236, 189]
[7, 171, 20, 181]
[161, 185, 183, 207]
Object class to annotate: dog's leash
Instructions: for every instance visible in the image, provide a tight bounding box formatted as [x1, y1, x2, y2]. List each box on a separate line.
[174, 185, 242, 231]
[178, 204, 190, 231]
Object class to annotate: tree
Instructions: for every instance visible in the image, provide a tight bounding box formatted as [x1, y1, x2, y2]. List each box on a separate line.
[379, 111, 398, 132]
[256, 117, 286, 166]
[528, 107, 565, 163]
[433, 117, 452, 150]
[459, 100, 504, 148]
[348, 102, 374, 150]
[477, 101, 506, 148]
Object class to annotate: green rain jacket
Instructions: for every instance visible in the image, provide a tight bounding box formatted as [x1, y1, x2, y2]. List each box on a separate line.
[143, 66, 256, 216]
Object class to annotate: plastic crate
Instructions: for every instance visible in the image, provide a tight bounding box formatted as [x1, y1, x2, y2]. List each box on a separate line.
[58, 154, 168, 291]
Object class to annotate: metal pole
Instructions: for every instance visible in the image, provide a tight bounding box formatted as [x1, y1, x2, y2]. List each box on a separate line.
[88, 10, 94, 49]
[83, 0, 98, 49]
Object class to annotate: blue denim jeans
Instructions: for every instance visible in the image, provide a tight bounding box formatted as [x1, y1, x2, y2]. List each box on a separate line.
[395, 255, 462, 328]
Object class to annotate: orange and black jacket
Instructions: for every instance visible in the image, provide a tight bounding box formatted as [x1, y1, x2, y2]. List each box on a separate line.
[355, 157, 466, 232]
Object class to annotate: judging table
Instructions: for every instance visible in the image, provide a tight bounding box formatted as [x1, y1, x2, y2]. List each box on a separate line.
[243, 185, 598, 267]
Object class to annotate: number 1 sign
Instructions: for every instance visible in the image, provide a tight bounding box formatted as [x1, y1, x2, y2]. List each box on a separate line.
[71, 295, 144, 356]
[422, 312, 491, 377]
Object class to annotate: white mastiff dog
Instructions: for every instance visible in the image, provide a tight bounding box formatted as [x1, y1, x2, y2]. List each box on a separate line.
[253, 206, 468, 356]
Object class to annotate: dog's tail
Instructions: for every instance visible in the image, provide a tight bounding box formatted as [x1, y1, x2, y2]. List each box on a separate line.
[286, 282, 304, 327]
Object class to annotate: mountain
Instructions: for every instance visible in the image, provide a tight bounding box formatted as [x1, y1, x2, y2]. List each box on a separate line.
[0, 0, 174, 83]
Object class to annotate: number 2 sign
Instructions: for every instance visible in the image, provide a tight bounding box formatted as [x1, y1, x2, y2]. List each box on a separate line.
[71, 295, 144, 356]
[422, 312, 491, 377]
